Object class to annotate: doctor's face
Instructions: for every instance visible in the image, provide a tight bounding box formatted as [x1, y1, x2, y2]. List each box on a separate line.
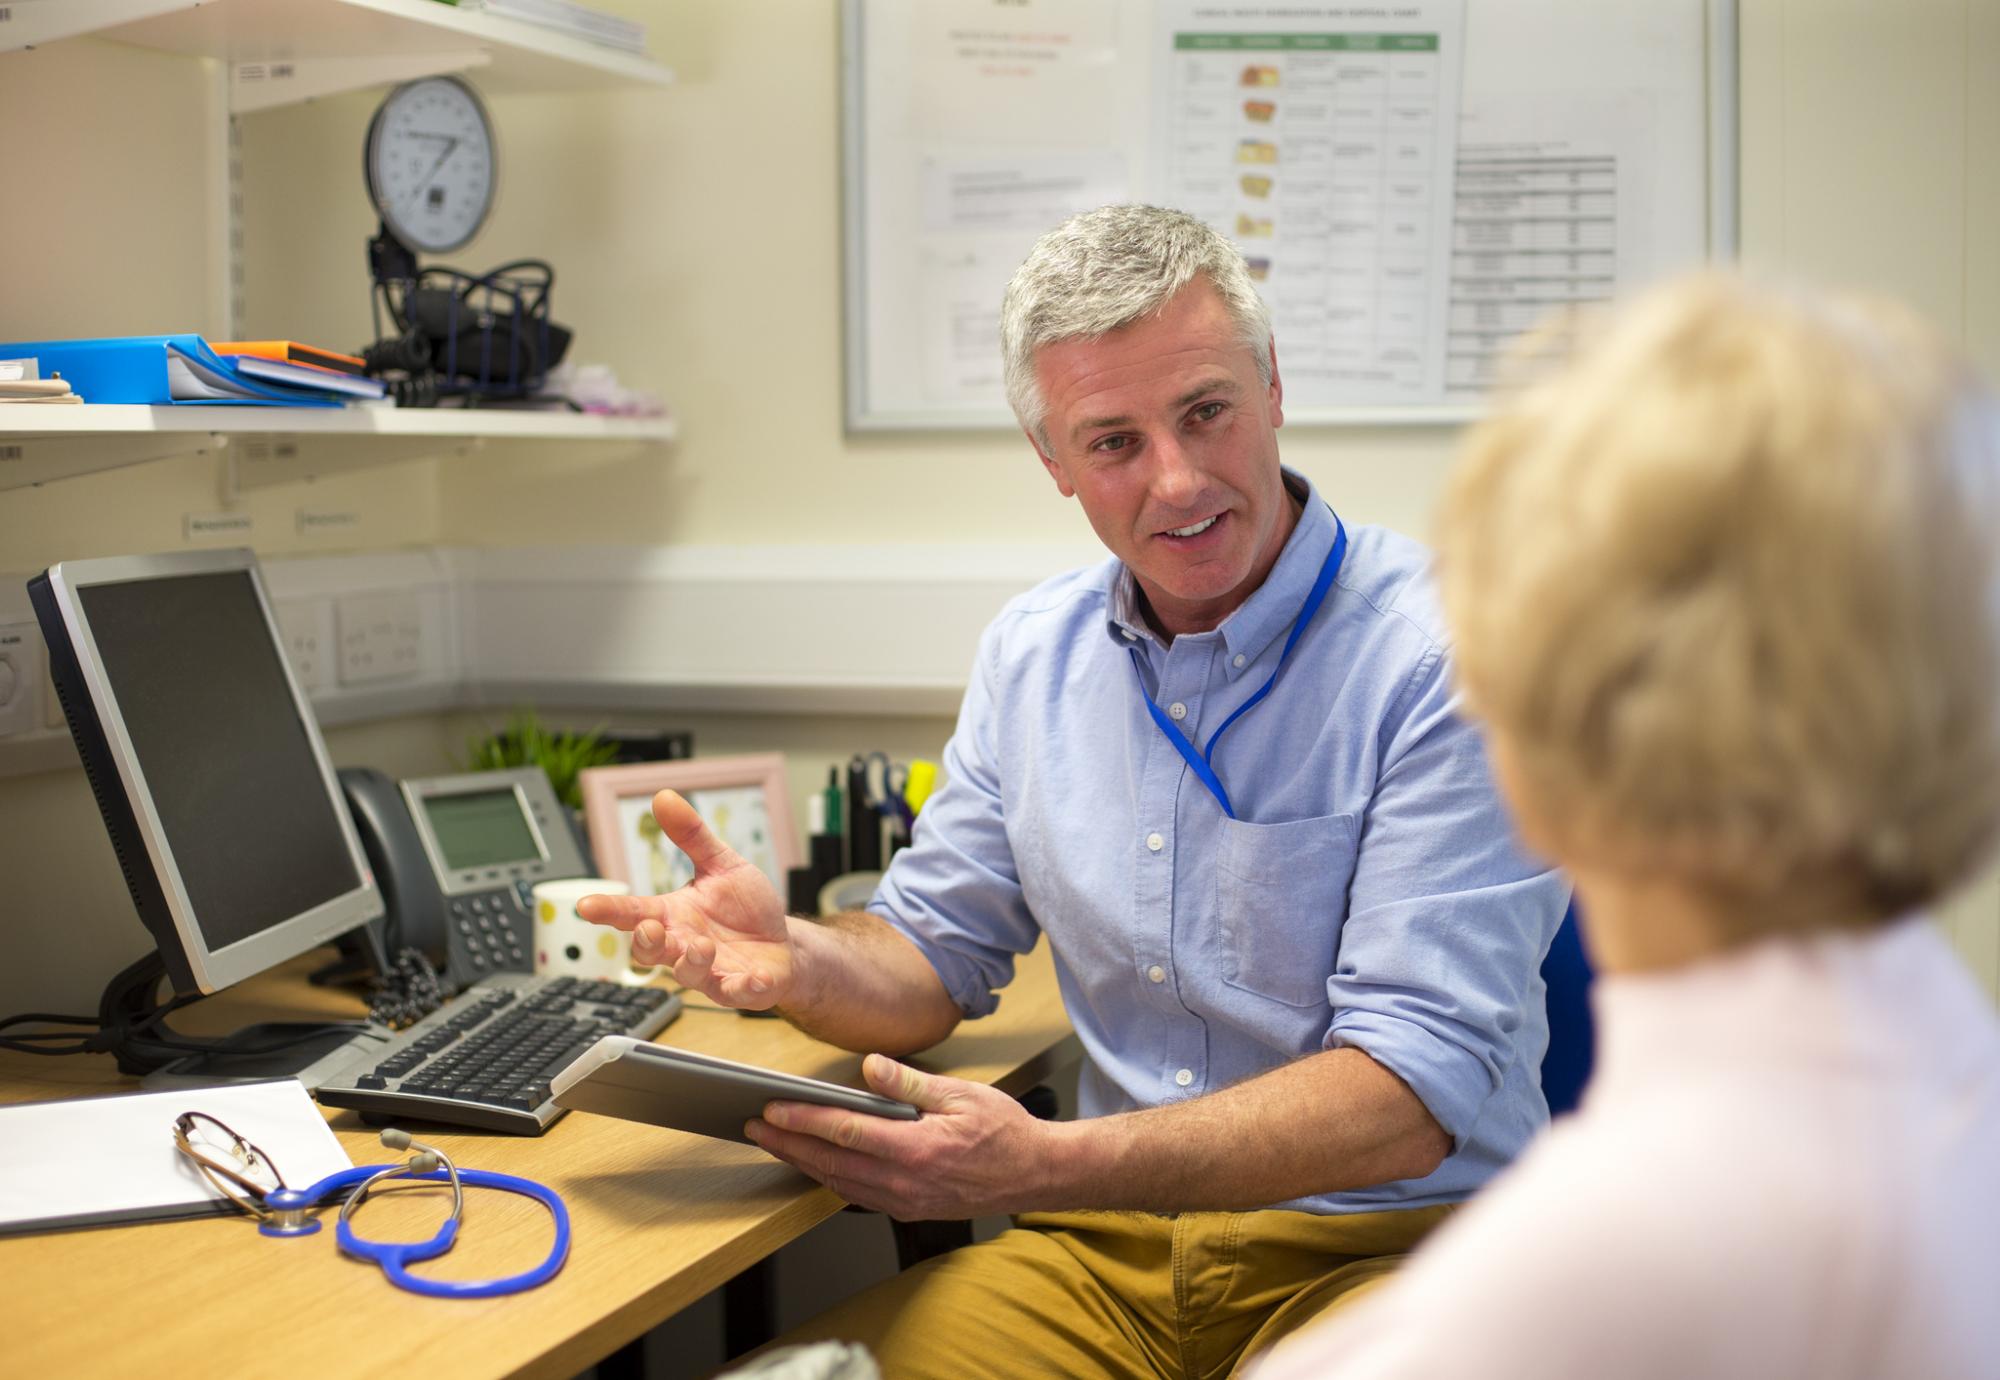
[1030, 278, 1294, 637]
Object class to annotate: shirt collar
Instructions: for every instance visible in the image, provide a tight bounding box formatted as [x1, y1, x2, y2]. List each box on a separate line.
[1104, 468, 1337, 666]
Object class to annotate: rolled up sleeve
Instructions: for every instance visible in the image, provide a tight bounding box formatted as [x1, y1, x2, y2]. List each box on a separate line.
[867, 623, 1041, 1017]
[1324, 652, 1570, 1148]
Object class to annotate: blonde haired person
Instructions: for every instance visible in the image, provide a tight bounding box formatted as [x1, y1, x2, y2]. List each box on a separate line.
[1257, 273, 2000, 1380]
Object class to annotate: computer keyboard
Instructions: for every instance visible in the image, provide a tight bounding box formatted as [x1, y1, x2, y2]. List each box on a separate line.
[316, 971, 682, 1135]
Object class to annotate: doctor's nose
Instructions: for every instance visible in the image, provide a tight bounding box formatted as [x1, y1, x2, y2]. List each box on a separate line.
[1148, 434, 1205, 509]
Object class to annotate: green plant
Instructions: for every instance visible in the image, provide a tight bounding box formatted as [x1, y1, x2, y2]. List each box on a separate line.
[462, 708, 619, 810]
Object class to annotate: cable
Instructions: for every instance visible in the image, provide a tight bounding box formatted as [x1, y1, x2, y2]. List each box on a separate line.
[368, 947, 446, 1030]
[0, 1020, 374, 1058]
[0, 994, 373, 1059]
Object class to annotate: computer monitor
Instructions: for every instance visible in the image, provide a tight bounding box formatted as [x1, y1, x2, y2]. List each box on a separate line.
[29, 548, 384, 1003]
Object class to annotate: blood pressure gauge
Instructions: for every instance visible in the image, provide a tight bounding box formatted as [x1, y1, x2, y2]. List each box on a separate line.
[363, 75, 497, 254]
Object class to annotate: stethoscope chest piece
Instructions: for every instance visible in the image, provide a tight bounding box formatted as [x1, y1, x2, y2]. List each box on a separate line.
[258, 1203, 323, 1237]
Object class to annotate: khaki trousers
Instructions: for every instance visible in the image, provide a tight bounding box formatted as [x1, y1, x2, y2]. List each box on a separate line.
[778, 1204, 1452, 1379]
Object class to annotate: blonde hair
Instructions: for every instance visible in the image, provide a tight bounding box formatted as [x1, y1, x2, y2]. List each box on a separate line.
[1438, 272, 2000, 926]
[1001, 205, 1271, 452]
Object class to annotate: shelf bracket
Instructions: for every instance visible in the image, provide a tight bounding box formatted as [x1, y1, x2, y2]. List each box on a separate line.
[0, 430, 225, 492]
[231, 50, 494, 113]
[226, 433, 486, 493]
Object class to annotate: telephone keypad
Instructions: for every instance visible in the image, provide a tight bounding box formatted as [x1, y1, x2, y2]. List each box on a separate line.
[445, 886, 534, 984]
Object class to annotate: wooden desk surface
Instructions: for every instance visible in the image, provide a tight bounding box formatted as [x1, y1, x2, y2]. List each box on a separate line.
[0, 945, 1076, 1380]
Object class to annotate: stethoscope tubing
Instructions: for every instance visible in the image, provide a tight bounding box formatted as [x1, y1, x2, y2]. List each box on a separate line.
[265, 1164, 570, 1299]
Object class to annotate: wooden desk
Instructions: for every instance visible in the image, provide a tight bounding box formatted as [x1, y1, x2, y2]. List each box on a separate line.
[0, 945, 1077, 1380]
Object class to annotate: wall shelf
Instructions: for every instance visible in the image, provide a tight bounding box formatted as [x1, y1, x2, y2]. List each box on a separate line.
[0, 405, 676, 490]
[1, 0, 672, 110]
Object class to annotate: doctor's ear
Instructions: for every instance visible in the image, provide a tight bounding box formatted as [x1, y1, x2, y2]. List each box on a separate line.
[1029, 431, 1077, 498]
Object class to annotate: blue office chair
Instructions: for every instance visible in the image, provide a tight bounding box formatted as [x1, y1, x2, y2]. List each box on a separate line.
[1539, 900, 1595, 1116]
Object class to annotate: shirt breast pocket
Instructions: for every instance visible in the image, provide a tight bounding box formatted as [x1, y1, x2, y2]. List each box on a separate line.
[1217, 811, 1360, 1009]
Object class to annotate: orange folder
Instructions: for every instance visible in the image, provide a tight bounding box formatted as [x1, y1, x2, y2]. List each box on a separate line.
[212, 340, 367, 378]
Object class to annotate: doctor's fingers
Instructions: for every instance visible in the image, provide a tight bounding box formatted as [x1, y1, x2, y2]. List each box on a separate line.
[651, 790, 751, 877]
[660, 932, 728, 990]
[629, 919, 687, 967]
[576, 891, 667, 932]
[757, 1098, 915, 1156]
[745, 1119, 914, 1208]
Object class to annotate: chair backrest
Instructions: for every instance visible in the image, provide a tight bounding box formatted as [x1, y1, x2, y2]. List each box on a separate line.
[1539, 900, 1595, 1116]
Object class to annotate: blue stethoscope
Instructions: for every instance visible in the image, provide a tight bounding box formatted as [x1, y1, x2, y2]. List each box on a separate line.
[258, 1129, 570, 1299]
[1129, 513, 1347, 820]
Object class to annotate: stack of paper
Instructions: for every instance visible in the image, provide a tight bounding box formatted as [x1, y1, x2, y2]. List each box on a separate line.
[461, 0, 646, 54]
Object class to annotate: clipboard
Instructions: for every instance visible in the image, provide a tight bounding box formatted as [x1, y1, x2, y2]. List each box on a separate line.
[0, 1079, 353, 1235]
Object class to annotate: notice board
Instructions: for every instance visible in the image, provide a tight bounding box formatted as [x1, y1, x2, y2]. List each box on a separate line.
[842, 0, 1736, 430]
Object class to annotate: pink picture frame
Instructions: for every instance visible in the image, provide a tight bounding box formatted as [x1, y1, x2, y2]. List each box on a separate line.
[578, 753, 800, 898]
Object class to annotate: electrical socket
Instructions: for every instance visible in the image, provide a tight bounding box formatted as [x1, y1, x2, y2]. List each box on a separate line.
[274, 597, 335, 695]
[336, 590, 424, 686]
[0, 621, 45, 739]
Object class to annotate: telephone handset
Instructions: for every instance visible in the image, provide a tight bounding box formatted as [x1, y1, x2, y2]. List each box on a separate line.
[336, 765, 593, 991]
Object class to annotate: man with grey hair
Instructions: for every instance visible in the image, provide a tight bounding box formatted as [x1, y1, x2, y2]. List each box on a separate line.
[585, 204, 1566, 1375]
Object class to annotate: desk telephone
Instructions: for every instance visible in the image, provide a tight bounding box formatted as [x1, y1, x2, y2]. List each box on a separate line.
[317, 765, 682, 1135]
[336, 765, 593, 991]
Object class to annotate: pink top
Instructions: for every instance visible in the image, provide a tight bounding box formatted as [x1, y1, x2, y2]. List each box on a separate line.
[1255, 919, 2000, 1380]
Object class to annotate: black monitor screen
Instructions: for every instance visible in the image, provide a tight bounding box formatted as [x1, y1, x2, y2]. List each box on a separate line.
[77, 571, 364, 953]
[421, 788, 543, 870]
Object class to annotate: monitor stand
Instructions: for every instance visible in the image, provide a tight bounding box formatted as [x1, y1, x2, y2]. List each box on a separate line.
[97, 951, 383, 1091]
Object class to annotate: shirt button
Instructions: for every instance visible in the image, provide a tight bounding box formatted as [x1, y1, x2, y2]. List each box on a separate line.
[1233, 653, 1246, 668]
[1168, 701, 1187, 721]
[1146, 832, 1164, 852]
[1123, 629, 1139, 641]
[1148, 965, 1165, 983]
[1175, 1068, 1193, 1087]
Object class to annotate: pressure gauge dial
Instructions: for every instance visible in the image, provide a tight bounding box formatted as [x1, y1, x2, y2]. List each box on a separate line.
[364, 75, 497, 254]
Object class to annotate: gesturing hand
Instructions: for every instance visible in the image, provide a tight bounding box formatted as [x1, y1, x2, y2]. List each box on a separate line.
[744, 1055, 1055, 1220]
[577, 789, 793, 1010]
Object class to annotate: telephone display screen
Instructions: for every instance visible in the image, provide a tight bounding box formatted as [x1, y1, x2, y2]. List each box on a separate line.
[421, 789, 544, 870]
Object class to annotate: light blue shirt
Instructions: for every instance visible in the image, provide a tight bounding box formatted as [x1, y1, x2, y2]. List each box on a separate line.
[871, 471, 1569, 1212]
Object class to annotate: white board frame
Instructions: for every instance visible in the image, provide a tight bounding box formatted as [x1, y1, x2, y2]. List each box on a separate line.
[842, 0, 1739, 432]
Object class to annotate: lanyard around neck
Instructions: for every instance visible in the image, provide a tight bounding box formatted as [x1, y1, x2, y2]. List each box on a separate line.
[1127, 515, 1348, 821]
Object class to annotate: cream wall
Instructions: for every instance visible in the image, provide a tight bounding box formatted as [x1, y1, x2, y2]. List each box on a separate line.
[2, 0, 1997, 1017]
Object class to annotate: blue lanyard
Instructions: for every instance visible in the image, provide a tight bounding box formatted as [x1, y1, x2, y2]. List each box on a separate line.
[1127, 516, 1347, 821]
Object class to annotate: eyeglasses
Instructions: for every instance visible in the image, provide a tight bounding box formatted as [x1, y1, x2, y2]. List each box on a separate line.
[172, 1110, 289, 1219]
[171, 1111, 462, 1228]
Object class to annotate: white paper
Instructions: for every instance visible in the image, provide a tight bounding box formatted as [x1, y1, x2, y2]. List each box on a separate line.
[0, 1079, 353, 1233]
[1445, 0, 1708, 398]
[1151, 1, 1467, 407]
[912, 1, 1124, 145]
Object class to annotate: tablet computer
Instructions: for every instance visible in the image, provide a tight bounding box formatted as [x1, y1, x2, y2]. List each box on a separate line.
[549, 1035, 921, 1144]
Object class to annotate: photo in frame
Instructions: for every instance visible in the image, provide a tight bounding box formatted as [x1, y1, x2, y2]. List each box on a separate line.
[579, 753, 800, 899]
